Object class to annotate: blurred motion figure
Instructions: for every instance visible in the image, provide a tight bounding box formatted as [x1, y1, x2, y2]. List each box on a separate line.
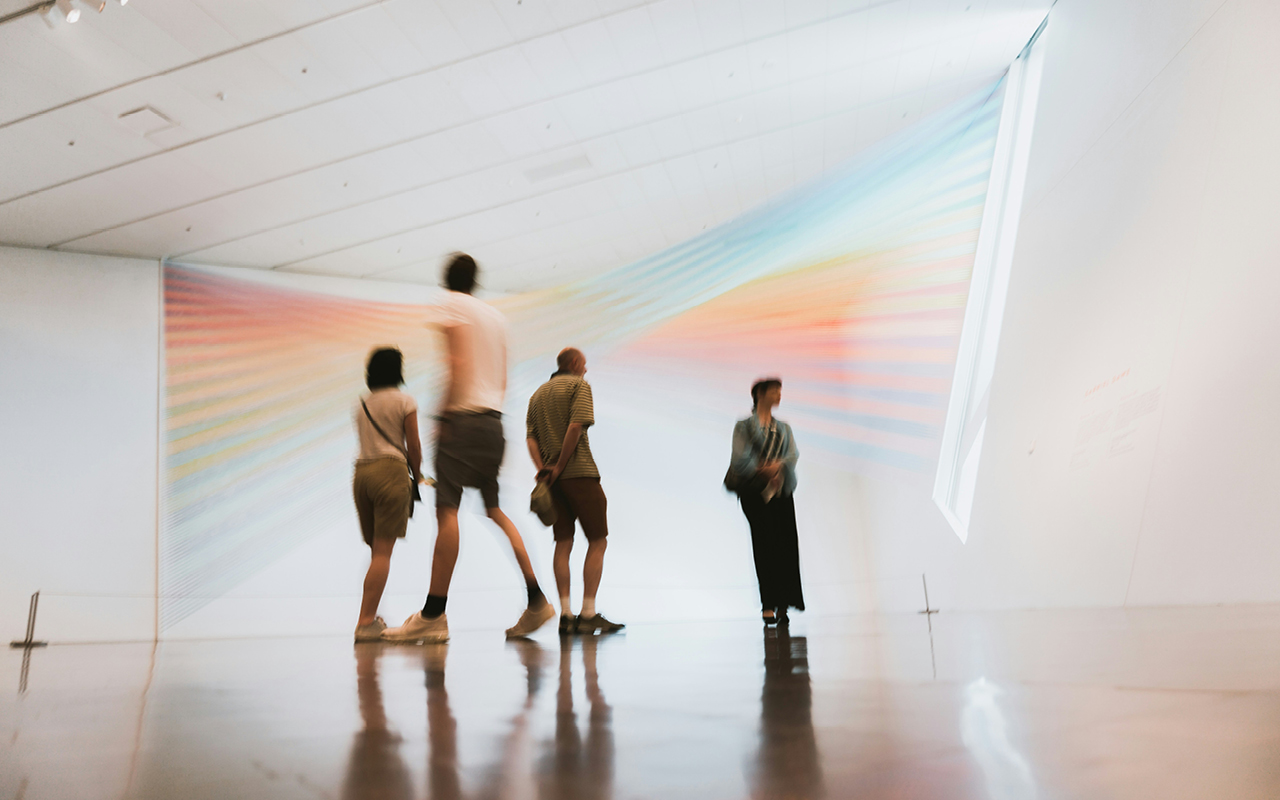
[384, 254, 554, 643]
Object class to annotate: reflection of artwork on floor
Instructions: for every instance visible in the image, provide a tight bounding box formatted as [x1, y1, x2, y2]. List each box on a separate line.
[161, 80, 1006, 629]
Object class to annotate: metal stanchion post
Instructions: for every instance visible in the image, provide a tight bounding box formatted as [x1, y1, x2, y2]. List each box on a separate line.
[10, 591, 49, 648]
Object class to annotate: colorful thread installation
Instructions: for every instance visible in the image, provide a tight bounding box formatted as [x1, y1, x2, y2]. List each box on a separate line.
[161, 81, 1004, 628]
[162, 269, 439, 628]
[503, 79, 1005, 473]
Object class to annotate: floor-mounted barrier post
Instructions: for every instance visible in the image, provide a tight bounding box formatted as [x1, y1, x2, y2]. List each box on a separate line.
[10, 591, 49, 649]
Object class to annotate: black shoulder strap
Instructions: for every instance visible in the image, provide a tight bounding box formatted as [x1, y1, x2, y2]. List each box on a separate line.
[361, 399, 409, 461]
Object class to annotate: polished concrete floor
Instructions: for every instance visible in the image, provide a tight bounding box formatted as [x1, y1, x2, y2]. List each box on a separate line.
[5, 606, 1280, 799]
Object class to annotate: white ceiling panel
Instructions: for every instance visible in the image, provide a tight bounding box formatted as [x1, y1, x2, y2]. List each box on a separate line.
[0, 0, 1051, 290]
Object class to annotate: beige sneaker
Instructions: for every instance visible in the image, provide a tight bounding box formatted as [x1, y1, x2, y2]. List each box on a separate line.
[354, 615, 387, 642]
[382, 611, 449, 643]
[504, 602, 556, 638]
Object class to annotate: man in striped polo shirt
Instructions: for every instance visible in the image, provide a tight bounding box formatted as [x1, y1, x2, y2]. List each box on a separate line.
[526, 348, 624, 635]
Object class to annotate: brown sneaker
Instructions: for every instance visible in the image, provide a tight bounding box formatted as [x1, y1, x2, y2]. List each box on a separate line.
[576, 613, 624, 634]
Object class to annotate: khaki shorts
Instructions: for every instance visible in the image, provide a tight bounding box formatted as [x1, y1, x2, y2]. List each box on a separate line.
[353, 458, 412, 545]
[551, 478, 608, 542]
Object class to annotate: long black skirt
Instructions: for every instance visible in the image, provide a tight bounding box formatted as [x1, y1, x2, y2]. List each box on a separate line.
[740, 492, 805, 611]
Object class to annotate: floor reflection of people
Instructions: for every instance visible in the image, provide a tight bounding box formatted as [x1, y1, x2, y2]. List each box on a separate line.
[538, 634, 615, 800]
[422, 642, 462, 800]
[475, 639, 547, 800]
[752, 628, 823, 799]
[348, 635, 615, 800]
[342, 643, 414, 800]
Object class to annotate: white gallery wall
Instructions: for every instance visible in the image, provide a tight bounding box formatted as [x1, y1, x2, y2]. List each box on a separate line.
[862, 0, 1280, 611]
[0, 247, 159, 641]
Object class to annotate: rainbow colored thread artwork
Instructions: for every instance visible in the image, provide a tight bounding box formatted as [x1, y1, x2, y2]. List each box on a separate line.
[161, 80, 1005, 628]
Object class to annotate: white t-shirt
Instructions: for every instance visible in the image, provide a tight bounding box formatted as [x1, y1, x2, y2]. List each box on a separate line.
[354, 388, 417, 462]
[425, 291, 509, 413]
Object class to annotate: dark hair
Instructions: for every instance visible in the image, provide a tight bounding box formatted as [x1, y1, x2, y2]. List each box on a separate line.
[443, 253, 478, 294]
[751, 378, 782, 411]
[366, 347, 404, 390]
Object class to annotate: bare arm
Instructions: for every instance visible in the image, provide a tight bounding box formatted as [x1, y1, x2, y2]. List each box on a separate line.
[527, 437, 545, 472]
[403, 412, 423, 481]
[550, 422, 583, 480]
[438, 325, 462, 414]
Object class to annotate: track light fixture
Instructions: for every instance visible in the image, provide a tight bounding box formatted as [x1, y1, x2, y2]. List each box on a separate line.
[0, 0, 126, 29]
[54, 0, 79, 23]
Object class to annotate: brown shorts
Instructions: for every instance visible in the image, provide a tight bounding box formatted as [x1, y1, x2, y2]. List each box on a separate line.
[353, 458, 412, 545]
[434, 411, 504, 509]
[551, 478, 608, 542]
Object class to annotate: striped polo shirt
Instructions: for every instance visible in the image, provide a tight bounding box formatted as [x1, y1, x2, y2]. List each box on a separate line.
[526, 374, 599, 480]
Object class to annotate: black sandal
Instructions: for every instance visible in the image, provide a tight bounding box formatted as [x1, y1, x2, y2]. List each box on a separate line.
[762, 609, 778, 625]
[776, 608, 789, 625]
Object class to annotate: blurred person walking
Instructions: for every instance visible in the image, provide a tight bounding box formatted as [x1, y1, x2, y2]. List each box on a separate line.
[526, 348, 624, 636]
[353, 347, 422, 642]
[728, 378, 805, 625]
[384, 254, 554, 644]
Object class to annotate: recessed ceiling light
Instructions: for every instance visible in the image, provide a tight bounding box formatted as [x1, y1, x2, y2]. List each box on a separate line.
[524, 155, 592, 183]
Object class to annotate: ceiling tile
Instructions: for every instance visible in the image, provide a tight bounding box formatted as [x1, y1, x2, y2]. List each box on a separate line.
[435, 0, 515, 55]
[647, 0, 707, 65]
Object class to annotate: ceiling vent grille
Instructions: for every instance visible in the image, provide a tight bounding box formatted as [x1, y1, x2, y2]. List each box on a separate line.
[524, 155, 592, 184]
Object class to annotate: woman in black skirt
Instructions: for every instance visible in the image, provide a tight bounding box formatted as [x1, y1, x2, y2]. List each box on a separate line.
[730, 378, 805, 624]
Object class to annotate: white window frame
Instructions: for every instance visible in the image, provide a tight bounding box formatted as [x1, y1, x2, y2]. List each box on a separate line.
[933, 21, 1048, 542]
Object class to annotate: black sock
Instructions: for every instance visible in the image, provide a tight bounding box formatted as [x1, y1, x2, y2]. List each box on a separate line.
[527, 584, 546, 608]
[423, 594, 447, 618]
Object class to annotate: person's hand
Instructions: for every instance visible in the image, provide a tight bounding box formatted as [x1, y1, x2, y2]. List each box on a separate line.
[536, 467, 553, 483]
[548, 465, 564, 484]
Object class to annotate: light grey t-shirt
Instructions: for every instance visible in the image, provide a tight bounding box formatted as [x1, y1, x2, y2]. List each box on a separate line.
[354, 388, 416, 463]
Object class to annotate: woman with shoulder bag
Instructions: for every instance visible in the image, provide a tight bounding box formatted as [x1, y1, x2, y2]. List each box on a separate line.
[352, 347, 423, 642]
[727, 378, 805, 625]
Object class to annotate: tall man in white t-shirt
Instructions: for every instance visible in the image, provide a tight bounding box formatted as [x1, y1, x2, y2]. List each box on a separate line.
[384, 254, 555, 642]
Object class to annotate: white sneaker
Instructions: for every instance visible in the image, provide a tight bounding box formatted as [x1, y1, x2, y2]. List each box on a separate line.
[354, 615, 387, 642]
[382, 611, 449, 643]
[505, 602, 556, 638]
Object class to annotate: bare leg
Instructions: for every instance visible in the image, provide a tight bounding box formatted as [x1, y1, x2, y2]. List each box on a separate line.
[429, 507, 461, 597]
[553, 539, 573, 609]
[486, 506, 538, 585]
[358, 536, 397, 625]
[583, 539, 606, 601]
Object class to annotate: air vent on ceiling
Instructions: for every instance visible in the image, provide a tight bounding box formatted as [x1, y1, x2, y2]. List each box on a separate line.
[524, 155, 592, 184]
[117, 106, 175, 136]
